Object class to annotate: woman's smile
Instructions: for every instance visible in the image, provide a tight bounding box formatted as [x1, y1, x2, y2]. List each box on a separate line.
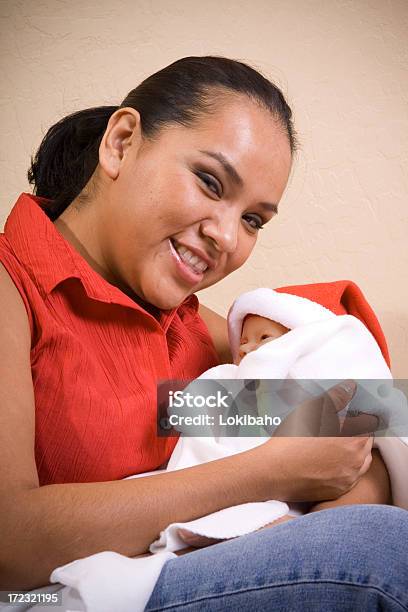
[169, 238, 207, 285]
[168, 236, 220, 287]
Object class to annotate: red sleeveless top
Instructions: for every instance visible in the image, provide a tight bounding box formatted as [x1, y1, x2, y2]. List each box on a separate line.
[0, 193, 220, 485]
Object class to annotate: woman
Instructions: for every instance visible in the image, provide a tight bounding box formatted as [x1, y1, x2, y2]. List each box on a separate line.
[0, 56, 407, 610]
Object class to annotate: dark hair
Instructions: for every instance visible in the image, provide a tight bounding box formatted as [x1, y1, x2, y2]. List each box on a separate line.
[28, 56, 298, 220]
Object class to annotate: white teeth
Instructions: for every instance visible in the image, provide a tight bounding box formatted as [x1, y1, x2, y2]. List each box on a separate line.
[173, 242, 208, 273]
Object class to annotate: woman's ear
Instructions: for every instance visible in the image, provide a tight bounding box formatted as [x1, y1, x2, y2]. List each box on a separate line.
[98, 107, 143, 180]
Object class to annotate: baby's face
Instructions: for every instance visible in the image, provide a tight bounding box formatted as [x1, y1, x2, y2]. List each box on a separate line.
[237, 314, 289, 364]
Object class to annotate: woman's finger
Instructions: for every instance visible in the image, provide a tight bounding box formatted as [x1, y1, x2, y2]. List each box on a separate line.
[340, 413, 379, 436]
[325, 380, 357, 413]
[360, 448, 373, 475]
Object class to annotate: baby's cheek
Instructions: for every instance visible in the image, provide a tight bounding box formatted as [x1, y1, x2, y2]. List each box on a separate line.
[259, 338, 275, 348]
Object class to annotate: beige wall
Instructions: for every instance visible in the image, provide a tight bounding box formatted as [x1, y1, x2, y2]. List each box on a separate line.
[1, 0, 407, 374]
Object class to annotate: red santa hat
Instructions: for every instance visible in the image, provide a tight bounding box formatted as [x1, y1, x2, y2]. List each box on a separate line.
[227, 280, 391, 368]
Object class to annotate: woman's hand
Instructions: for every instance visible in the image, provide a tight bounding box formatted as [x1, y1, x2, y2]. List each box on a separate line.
[308, 448, 392, 513]
[255, 380, 376, 502]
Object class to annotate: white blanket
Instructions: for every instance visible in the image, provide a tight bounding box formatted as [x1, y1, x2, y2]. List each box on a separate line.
[9, 315, 406, 612]
[166, 315, 408, 508]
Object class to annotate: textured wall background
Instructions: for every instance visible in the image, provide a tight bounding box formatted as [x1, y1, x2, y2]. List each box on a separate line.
[1, 0, 407, 374]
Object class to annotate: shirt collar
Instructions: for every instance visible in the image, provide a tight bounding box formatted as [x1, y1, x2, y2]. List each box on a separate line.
[4, 192, 198, 325]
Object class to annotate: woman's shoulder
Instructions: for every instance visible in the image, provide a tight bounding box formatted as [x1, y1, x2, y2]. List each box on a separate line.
[0, 235, 36, 338]
[0, 256, 32, 349]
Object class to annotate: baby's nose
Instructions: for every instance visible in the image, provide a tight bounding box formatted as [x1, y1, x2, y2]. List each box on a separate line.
[238, 341, 258, 361]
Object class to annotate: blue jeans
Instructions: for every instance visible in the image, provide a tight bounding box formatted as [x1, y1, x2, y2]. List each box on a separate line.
[145, 505, 408, 611]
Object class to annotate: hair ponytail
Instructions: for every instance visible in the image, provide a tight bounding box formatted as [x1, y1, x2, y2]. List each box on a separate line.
[28, 106, 118, 220]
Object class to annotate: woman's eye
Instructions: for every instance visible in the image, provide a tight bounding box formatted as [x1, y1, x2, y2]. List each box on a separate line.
[243, 214, 265, 231]
[195, 172, 265, 231]
[197, 172, 221, 197]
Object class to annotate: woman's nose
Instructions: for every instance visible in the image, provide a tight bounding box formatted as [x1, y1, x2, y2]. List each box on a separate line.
[200, 208, 240, 253]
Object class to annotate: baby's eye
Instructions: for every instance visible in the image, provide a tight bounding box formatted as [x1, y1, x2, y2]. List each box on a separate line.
[196, 171, 222, 197]
[261, 334, 271, 340]
[243, 214, 264, 231]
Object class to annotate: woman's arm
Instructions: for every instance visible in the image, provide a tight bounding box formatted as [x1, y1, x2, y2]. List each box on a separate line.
[179, 447, 391, 550]
[0, 265, 291, 589]
[198, 303, 232, 364]
[0, 267, 376, 589]
[309, 448, 392, 512]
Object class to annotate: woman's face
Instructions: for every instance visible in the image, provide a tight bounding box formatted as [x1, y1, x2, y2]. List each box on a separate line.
[96, 95, 292, 310]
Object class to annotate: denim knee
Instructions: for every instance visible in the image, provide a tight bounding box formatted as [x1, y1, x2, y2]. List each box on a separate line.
[146, 505, 408, 612]
[258, 504, 408, 603]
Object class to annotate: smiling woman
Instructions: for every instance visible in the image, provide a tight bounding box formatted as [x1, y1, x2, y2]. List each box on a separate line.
[0, 56, 407, 610]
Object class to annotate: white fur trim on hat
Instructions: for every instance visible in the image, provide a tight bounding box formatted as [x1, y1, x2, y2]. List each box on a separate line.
[227, 288, 336, 364]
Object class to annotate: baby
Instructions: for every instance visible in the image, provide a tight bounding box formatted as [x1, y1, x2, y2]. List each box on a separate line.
[165, 281, 406, 471]
[237, 313, 367, 436]
[173, 283, 405, 548]
[188, 284, 396, 441]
